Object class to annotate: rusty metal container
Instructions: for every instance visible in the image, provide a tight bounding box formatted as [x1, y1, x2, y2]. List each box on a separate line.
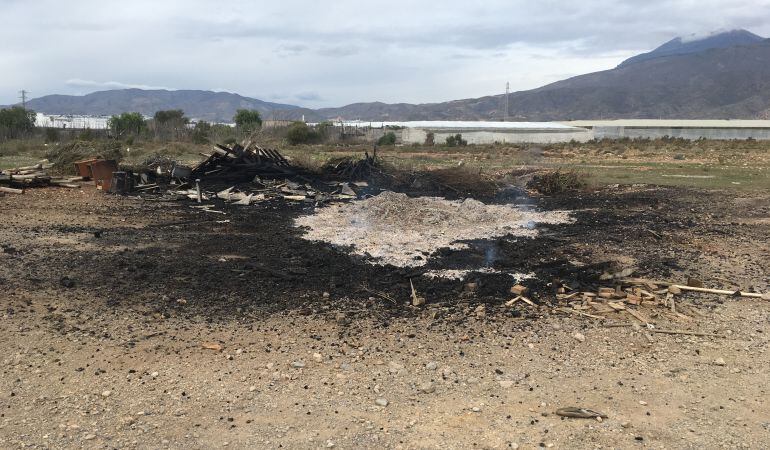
[73, 158, 100, 179]
[89, 160, 119, 191]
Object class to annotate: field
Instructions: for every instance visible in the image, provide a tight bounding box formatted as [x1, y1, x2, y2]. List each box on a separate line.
[1, 137, 769, 448]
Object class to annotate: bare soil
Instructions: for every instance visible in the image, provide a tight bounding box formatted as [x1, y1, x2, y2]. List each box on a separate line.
[1, 183, 769, 449]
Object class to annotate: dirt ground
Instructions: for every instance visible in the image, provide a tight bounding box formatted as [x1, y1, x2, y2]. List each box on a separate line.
[1, 181, 769, 449]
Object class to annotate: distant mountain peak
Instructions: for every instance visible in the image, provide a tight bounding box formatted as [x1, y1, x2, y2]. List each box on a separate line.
[618, 28, 764, 68]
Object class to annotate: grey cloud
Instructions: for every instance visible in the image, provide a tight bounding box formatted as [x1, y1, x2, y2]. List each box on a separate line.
[295, 91, 324, 102]
[65, 79, 173, 91]
[2, 0, 770, 107]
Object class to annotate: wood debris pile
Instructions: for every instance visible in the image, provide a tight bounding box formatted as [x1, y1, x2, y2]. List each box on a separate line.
[323, 151, 379, 181]
[504, 275, 768, 332]
[188, 142, 296, 184]
[168, 178, 361, 208]
[549, 276, 768, 330]
[0, 160, 83, 194]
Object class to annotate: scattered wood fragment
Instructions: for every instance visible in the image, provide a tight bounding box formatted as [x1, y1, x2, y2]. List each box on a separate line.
[410, 279, 425, 307]
[670, 285, 764, 298]
[649, 329, 726, 338]
[506, 296, 534, 306]
[557, 307, 604, 320]
[510, 284, 529, 296]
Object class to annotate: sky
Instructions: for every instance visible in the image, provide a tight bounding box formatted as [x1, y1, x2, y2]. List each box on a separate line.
[1, 0, 769, 108]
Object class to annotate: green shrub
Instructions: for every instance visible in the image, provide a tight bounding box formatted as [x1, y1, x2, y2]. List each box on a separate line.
[286, 122, 320, 145]
[377, 132, 397, 146]
[44, 127, 60, 143]
[445, 133, 467, 147]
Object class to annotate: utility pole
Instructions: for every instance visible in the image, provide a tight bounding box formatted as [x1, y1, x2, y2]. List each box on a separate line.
[18, 89, 28, 109]
[504, 82, 509, 122]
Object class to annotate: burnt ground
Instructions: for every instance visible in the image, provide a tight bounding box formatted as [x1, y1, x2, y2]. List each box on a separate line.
[1, 183, 769, 448]
[2, 183, 766, 321]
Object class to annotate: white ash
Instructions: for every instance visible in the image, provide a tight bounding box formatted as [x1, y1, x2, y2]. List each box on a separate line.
[421, 269, 536, 281]
[295, 191, 571, 268]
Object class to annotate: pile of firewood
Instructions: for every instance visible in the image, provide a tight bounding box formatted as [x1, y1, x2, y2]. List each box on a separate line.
[0, 160, 83, 194]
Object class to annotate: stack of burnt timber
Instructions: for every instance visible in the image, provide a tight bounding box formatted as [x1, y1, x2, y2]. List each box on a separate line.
[325, 151, 379, 181]
[190, 142, 296, 184]
[0, 160, 83, 193]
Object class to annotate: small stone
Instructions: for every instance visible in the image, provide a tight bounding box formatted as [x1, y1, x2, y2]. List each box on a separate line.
[249, 386, 257, 392]
[498, 380, 514, 389]
[714, 358, 726, 366]
[639, 400, 648, 406]
[312, 353, 323, 362]
[474, 305, 486, 318]
[322, 292, 330, 298]
[226, 354, 234, 360]
[510, 444, 519, 449]
[573, 332, 586, 343]
[326, 440, 335, 448]
[101, 390, 111, 397]
[668, 285, 682, 295]
[426, 361, 438, 371]
[291, 361, 306, 368]
[471, 406, 481, 412]
[150, 372, 159, 378]
[84, 434, 96, 440]
[375, 398, 389, 407]
[418, 382, 435, 394]
[621, 421, 631, 428]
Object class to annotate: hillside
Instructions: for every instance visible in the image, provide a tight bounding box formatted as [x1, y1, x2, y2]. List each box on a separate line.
[12, 30, 770, 122]
[312, 35, 770, 121]
[618, 29, 764, 68]
[21, 89, 301, 122]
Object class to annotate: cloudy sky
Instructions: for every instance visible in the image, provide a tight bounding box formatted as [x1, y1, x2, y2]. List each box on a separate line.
[1, 0, 769, 108]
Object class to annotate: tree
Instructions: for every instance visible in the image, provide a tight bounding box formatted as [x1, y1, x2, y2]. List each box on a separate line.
[153, 109, 188, 141]
[191, 121, 212, 144]
[108, 112, 146, 137]
[0, 106, 36, 141]
[233, 109, 262, 131]
[154, 109, 186, 124]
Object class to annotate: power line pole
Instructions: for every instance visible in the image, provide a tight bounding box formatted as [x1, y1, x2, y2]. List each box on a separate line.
[18, 89, 28, 109]
[504, 82, 509, 122]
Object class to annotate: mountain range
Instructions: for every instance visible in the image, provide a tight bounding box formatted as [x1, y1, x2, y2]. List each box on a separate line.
[10, 29, 770, 122]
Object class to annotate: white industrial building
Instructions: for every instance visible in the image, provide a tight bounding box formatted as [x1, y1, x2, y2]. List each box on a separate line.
[346, 120, 770, 144]
[566, 120, 770, 141]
